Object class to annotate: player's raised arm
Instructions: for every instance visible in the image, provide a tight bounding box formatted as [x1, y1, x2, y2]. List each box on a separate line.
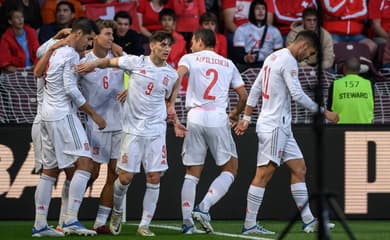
[76, 57, 119, 73]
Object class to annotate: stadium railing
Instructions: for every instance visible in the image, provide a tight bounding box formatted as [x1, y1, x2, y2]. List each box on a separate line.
[1, 67, 390, 125]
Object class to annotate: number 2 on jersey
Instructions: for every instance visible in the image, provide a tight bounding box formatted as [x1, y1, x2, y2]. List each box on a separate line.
[203, 68, 218, 100]
[262, 65, 271, 100]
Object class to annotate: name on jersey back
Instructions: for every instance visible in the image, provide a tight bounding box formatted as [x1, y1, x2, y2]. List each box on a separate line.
[195, 56, 229, 67]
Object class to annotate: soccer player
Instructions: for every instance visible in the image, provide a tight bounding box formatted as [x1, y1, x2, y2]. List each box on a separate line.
[78, 19, 124, 234]
[76, 31, 181, 237]
[33, 18, 104, 237]
[177, 29, 248, 234]
[234, 30, 339, 235]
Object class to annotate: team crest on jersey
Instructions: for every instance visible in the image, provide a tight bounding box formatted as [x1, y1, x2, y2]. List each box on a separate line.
[93, 147, 99, 155]
[122, 153, 128, 163]
[290, 70, 297, 78]
[140, 69, 146, 75]
[84, 143, 90, 151]
[163, 76, 169, 86]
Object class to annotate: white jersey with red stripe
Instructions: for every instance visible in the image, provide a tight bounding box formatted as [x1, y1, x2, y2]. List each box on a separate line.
[41, 45, 86, 121]
[179, 50, 244, 110]
[118, 55, 178, 136]
[79, 51, 124, 132]
[246, 48, 318, 132]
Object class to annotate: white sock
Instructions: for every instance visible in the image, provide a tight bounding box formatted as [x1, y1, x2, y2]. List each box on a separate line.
[93, 205, 111, 228]
[291, 182, 314, 224]
[181, 174, 199, 226]
[34, 174, 55, 229]
[140, 183, 160, 227]
[58, 180, 70, 227]
[199, 171, 234, 212]
[244, 185, 265, 229]
[113, 178, 129, 213]
[65, 170, 91, 224]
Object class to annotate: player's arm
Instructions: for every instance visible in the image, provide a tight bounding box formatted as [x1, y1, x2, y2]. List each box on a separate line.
[234, 70, 263, 135]
[34, 38, 69, 77]
[229, 85, 248, 127]
[167, 65, 188, 120]
[76, 57, 120, 73]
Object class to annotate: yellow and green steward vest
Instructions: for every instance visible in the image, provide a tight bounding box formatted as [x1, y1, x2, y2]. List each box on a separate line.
[331, 74, 374, 124]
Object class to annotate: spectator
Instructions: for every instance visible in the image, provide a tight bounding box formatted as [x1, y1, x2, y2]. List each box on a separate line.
[41, 0, 83, 25]
[368, 0, 390, 44]
[322, 0, 378, 59]
[0, 0, 42, 34]
[169, 0, 205, 47]
[286, 7, 334, 70]
[222, 0, 273, 57]
[113, 11, 144, 55]
[268, 0, 317, 37]
[137, 0, 168, 39]
[383, 34, 390, 68]
[199, 11, 228, 58]
[39, 1, 74, 44]
[159, 8, 186, 69]
[327, 57, 374, 124]
[0, 8, 39, 73]
[233, 0, 283, 71]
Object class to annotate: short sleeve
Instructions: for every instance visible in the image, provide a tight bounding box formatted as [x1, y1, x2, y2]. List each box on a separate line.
[118, 55, 142, 72]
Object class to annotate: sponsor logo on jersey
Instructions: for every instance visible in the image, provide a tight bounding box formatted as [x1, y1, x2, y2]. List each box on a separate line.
[93, 147, 99, 155]
[122, 153, 128, 164]
[84, 143, 90, 151]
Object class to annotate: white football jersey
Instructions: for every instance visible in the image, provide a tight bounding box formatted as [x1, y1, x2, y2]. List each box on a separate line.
[34, 38, 58, 124]
[118, 55, 178, 136]
[79, 51, 124, 132]
[179, 50, 244, 110]
[41, 45, 86, 121]
[246, 48, 318, 132]
[234, 23, 283, 61]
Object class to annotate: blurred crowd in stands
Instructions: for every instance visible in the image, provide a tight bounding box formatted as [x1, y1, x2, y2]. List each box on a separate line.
[0, 0, 389, 75]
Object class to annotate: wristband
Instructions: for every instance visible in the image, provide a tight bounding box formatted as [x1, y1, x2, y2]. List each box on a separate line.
[242, 115, 251, 122]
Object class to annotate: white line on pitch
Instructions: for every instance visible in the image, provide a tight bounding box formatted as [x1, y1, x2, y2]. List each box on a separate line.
[126, 223, 274, 240]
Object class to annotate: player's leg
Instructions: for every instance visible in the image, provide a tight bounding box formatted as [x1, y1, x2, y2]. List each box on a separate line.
[242, 129, 285, 235]
[137, 134, 169, 236]
[93, 158, 117, 233]
[109, 132, 141, 235]
[181, 122, 207, 233]
[57, 167, 74, 231]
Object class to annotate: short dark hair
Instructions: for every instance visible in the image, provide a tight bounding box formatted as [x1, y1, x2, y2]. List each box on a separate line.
[199, 12, 218, 25]
[294, 30, 319, 49]
[149, 30, 175, 45]
[114, 11, 132, 25]
[344, 57, 361, 73]
[72, 17, 100, 35]
[7, 7, 23, 21]
[248, 0, 268, 26]
[56, 1, 75, 13]
[302, 7, 317, 19]
[193, 29, 216, 48]
[159, 8, 176, 22]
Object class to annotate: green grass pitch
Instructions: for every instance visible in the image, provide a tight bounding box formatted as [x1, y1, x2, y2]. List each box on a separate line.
[1, 220, 390, 239]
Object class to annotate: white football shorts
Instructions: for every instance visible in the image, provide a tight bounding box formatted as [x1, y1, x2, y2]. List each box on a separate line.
[86, 127, 121, 164]
[182, 121, 238, 166]
[41, 114, 92, 170]
[117, 132, 168, 173]
[256, 127, 303, 166]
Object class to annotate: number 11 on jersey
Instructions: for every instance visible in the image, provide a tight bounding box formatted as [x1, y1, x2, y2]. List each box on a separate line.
[262, 65, 271, 100]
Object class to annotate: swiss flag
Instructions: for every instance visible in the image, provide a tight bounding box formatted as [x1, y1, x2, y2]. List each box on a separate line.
[84, 2, 140, 32]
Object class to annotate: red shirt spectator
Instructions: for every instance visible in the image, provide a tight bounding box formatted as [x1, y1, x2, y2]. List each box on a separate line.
[199, 12, 228, 57]
[41, 0, 84, 24]
[137, 0, 168, 38]
[167, 31, 187, 69]
[169, 0, 205, 33]
[222, 0, 252, 32]
[215, 33, 228, 58]
[368, 0, 390, 40]
[322, 0, 367, 35]
[0, 14, 39, 71]
[269, 0, 316, 35]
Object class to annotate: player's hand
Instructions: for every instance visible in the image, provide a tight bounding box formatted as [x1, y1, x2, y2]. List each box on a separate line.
[91, 113, 106, 130]
[234, 119, 249, 136]
[49, 37, 69, 51]
[111, 43, 123, 57]
[324, 110, 339, 124]
[117, 89, 128, 103]
[53, 28, 71, 39]
[229, 112, 239, 128]
[166, 103, 177, 122]
[173, 120, 187, 138]
[76, 61, 97, 73]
